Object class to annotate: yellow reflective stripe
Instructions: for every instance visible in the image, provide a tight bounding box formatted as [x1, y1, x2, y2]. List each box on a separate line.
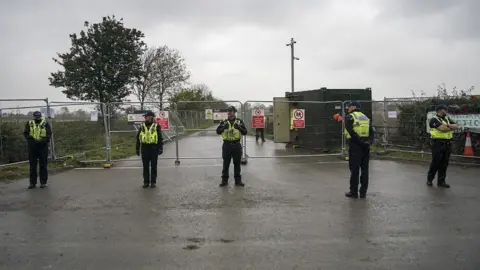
[29, 120, 46, 140]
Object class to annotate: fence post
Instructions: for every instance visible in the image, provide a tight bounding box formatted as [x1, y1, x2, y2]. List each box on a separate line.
[383, 97, 388, 152]
[102, 103, 111, 166]
[241, 101, 248, 165]
[341, 101, 346, 158]
[174, 103, 180, 165]
[45, 98, 57, 160]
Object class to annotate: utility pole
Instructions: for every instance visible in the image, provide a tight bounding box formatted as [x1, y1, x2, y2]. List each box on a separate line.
[286, 38, 299, 92]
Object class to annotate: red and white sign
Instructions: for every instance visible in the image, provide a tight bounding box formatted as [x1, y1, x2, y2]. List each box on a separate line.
[292, 109, 305, 128]
[251, 109, 265, 128]
[156, 111, 169, 130]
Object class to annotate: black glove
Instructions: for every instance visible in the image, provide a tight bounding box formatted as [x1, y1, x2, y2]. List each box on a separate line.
[363, 142, 371, 148]
[158, 146, 163, 155]
[136, 149, 140, 156]
[233, 123, 240, 129]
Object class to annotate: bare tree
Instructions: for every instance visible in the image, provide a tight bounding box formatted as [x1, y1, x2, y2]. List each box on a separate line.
[148, 45, 190, 110]
[132, 47, 159, 110]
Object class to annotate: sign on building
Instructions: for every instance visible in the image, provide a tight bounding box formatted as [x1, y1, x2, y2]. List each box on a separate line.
[291, 109, 305, 129]
[213, 109, 228, 121]
[252, 108, 265, 128]
[156, 111, 169, 130]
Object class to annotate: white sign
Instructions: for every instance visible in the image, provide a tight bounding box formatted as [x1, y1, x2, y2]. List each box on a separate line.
[426, 111, 480, 133]
[292, 109, 305, 129]
[213, 112, 228, 121]
[127, 114, 144, 123]
[205, 109, 213, 120]
[90, 111, 98, 121]
[388, 111, 397, 119]
[253, 109, 264, 116]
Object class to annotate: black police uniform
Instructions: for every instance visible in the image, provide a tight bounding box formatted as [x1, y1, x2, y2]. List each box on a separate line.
[345, 109, 375, 198]
[216, 115, 247, 186]
[136, 119, 163, 188]
[23, 113, 52, 189]
[256, 127, 265, 142]
[427, 114, 455, 188]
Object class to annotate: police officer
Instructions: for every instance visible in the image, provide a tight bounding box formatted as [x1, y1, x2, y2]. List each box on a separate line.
[136, 111, 163, 188]
[344, 101, 375, 198]
[216, 106, 247, 187]
[427, 104, 459, 188]
[256, 116, 266, 143]
[23, 111, 52, 189]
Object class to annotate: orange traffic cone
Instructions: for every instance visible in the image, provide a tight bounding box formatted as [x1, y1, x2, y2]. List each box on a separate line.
[464, 131, 474, 156]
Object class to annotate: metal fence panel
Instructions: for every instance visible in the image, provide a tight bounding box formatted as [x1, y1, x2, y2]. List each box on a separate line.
[0, 99, 49, 167]
[174, 100, 244, 163]
[48, 101, 108, 163]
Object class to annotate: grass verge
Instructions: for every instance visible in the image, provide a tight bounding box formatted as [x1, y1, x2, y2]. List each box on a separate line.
[0, 123, 215, 181]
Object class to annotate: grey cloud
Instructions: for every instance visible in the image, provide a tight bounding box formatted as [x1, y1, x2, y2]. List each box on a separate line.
[374, 0, 480, 40]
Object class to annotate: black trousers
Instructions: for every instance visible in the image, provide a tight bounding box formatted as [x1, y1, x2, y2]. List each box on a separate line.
[221, 141, 242, 181]
[349, 141, 370, 195]
[28, 143, 48, 185]
[141, 145, 159, 184]
[427, 140, 451, 183]
[256, 128, 265, 141]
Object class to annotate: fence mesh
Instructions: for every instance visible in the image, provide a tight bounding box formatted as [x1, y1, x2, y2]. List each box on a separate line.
[0, 99, 49, 166]
[381, 97, 480, 161]
[48, 102, 107, 162]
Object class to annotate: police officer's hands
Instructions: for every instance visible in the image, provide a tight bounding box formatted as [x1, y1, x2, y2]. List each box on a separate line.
[233, 122, 240, 129]
[158, 146, 163, 155]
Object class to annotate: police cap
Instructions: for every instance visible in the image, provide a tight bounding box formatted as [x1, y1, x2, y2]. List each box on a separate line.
[143, 111, 155, 117]
[33, 111, 42, 118]
[227, 106, 237, 112]
[346, 101, 361, 108]
[435, 104, 447, 111]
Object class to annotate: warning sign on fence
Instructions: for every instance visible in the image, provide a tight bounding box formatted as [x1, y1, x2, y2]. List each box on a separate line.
[252, 109, 265, 128]
[291, 109, 305, 129]
[205, 109, 213, 120]
[156, 111, 169, 130]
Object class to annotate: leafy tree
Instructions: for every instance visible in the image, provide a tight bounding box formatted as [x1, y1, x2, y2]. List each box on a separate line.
[394, 84, 479, 154]
[131, 47, 158, 110]
[148, 45, 190, 110]
[49, 16, 146, 105]
[169, 84, 227, 110]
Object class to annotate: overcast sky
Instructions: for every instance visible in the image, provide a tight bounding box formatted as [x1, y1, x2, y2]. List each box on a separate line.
[0, 0, 478, 104]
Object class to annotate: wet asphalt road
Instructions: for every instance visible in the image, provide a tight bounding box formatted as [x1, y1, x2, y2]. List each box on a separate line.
[1, 131, 480, 269]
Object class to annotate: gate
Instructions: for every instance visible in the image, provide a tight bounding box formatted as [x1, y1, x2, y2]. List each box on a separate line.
[173, 100, 246, 164]
[105, 102, 183, 164]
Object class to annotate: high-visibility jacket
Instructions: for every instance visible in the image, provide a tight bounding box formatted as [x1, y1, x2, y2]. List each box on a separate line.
[345, 111, 370, 139]
[221, 119, 241, 141]
[29, 120, 47, 140]
[430, 117, 453, 139]
[140, 123, 158, 144]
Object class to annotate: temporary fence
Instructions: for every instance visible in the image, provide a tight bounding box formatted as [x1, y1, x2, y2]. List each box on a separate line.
[105, 102, 184, 163]
[380, 97, 480, 161]
[243, 100, 345, 162]
[174, 100, 245, 164]
[46, 101, 109, 163]
[2, 96, 478, 169]
[0, 98, 50, 167]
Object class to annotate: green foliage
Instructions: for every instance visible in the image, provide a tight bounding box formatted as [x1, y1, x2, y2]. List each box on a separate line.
[395, 84, 479, 154]
[170, 84, 227, 110]
[49, 16, 146, 104]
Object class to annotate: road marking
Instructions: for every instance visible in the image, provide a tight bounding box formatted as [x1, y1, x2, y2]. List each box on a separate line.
[75, 164, 223, 170]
